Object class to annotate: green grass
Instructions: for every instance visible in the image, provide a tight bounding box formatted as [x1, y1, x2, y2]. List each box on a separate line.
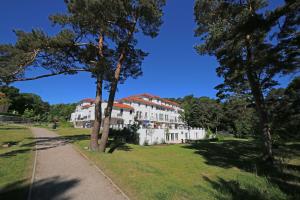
[0, 124, 34, 200]
[55, 128, 300, 200]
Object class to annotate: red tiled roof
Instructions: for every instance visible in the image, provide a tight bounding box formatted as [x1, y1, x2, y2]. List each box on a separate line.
[82, 105, 92, 109]
[132, 94, 180, 107]
[121, 97, 175, 111]
[81, 98, 95, 103]
[136, 93, 161, 99]
[160, 99, 180, 106]
[161, 104, 175, 110]
[113, 103, 134, 110]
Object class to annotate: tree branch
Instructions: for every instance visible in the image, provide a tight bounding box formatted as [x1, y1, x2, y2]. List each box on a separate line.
[8, 68, 89, 82]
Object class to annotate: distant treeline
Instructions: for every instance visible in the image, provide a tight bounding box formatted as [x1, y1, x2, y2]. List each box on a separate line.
[0, 86, 76, 123]
[1, 76, 299, 140]
[168, 76, 300, 140]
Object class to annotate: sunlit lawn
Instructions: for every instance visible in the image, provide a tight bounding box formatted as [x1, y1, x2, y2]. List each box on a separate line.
[0, 124, 34, 200]
[55, 128, 300, 200]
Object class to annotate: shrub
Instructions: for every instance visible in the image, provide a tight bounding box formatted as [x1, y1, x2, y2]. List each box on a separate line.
[58, 121, 74, 128]
[109, 124, 139, 145]
[205, 128, 213, 139]
[143, 140, 149, 146]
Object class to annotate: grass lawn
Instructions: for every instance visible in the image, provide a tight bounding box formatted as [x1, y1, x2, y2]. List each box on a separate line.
[55, 128, 300, 200]
[0, 124, 34, 200]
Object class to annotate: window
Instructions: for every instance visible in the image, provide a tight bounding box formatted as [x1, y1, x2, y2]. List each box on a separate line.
[159, 114, 164, 120]
[130, 110, 133, 115]
[171, 133, 174, 141]
[145, 112, 148, 118]
[185, 133, 188, 139]
[156, 113, 158, 120]
[166, 133, 170, 141]
[118, 109, 123, 117]
[175, 133, 178, 140]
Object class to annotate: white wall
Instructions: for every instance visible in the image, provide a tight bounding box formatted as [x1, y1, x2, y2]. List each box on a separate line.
[138, 128, 206, 145]
[70, 102, 135, 126]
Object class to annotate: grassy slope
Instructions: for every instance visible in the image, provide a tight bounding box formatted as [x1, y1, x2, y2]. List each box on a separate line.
[0, 124, 34, 200]
[55, 128, 300, 200]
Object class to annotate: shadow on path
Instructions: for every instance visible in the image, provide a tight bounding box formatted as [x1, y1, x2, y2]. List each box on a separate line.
[0, 134, 89, 158]
[0, 176, 80, 200]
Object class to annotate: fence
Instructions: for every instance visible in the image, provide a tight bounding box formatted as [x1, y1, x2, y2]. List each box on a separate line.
[0, 115, 32, 124]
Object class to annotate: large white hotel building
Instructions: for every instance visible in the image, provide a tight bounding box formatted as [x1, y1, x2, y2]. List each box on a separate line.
[70, 93, 206, 145]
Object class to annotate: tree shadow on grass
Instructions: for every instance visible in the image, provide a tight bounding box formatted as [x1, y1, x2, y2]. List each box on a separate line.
[107, 142, 133, 153]
[0, 134, 89, 158]
[0, 127, 27, 130]
[0, 176, 80, 200]
[182, 140, 300, 199]
[202, 176, 288, 200]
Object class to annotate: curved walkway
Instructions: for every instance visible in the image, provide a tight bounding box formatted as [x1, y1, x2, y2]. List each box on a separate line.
[29, 127, 127, 200]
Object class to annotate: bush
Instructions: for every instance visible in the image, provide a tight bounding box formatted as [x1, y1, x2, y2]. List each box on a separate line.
[58, 121, 74, 128]
[205, 128, 214, 139]
[109, 124, 139, 145]
[143, 140, 149, 146]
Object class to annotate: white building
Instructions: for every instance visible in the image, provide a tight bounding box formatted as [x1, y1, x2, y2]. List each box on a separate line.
[70, 93, 206, 145]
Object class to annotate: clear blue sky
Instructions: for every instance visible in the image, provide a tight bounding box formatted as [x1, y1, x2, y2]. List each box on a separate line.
[0, 0, 293, 104]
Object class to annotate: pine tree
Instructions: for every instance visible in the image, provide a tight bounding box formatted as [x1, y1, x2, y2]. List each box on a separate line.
[194, 0, 299, 162]
[0, 0, 166, 152]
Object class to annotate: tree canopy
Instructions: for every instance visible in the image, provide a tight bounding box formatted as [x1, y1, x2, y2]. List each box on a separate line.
[194, 0, 299, 162]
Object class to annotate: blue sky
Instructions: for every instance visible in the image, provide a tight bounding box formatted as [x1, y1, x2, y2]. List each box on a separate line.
[0, 0, 294, 104]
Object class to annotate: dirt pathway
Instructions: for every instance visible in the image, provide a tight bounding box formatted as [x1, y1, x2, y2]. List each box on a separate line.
[29, 127, 127, 200]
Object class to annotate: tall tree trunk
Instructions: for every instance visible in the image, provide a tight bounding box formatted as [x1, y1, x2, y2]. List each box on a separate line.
[246, 37, 273, 162]
[90, 75, 103, 151]
[98, 22, 137, 152]
[99, 51, 125, 152]
[90, 33, 104, 151]
[246, 69, 273, 162]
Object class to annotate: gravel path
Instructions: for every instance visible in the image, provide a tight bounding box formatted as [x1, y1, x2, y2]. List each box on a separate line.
[29, 127, 127, 200]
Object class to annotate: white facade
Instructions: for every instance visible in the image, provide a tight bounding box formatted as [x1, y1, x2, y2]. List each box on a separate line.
[70, 99, 135, 128]
[70, 94, 206, 145]
[138, 128, 206, 145]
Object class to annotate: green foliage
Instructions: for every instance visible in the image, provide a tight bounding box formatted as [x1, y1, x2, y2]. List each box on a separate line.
[0, 86, 50, 117]
[109, 124, 140, 145]
[22, 108, 35, 119]
[48, 103, 76, 122]
[57, 121, 74, 128]
[205, 128, 213, 139]
[267, 76, 300, 139]
[194, 0, 299, 158]
[222, 96, 258, 137]
[175, 95, 256, 137]
[194, 0, 299, 107]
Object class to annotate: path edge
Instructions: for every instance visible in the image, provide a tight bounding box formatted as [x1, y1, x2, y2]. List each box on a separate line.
[27, 128, 38, 200]
[71, 145, 131, 200]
